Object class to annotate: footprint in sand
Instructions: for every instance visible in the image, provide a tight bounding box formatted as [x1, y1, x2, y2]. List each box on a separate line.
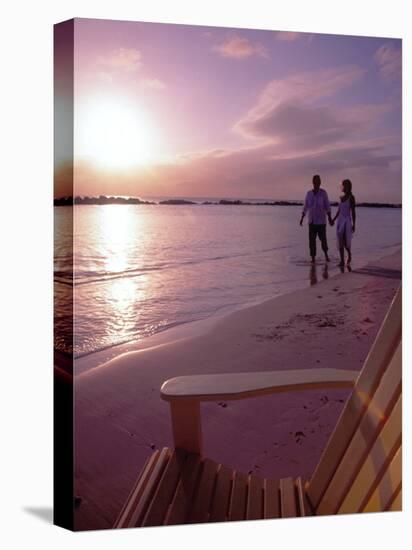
[294, 430, 306, 444]
[317, 320, 337, 328]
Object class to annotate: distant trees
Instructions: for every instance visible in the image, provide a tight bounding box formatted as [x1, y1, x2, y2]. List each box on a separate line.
[53, 196, 402, 209]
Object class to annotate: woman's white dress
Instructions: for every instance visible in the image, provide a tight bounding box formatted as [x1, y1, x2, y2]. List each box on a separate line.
[336, 197, 353, 250]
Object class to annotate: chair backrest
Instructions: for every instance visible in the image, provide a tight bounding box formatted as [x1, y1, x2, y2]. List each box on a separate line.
[306, 288, 402, 515]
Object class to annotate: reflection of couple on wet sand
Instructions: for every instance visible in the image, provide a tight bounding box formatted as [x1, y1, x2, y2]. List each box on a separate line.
[309, 261, 329, 286]
[299, 174, 356, 267]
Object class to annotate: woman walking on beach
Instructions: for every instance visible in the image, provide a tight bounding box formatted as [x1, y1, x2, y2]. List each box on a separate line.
[332, 179, 356, 266]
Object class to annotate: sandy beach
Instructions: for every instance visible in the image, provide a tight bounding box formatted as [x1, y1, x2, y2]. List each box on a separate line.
[74, 249, 401, 530]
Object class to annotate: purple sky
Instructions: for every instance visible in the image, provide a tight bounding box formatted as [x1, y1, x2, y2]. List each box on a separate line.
[55, 18, 402, 202]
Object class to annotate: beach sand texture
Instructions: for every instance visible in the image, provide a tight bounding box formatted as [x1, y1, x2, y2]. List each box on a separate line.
[74, 249, 401, 530]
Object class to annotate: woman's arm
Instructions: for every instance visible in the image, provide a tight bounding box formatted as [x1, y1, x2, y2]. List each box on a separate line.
[332, 207, 340, 223]
[351, 195, 356, 232]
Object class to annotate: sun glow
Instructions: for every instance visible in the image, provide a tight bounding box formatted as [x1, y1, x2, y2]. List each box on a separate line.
[77, 96, 155, 169]
[97, 205, 150, 329]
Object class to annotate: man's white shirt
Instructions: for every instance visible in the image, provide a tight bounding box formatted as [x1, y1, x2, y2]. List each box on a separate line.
[302, 189, 331, 224]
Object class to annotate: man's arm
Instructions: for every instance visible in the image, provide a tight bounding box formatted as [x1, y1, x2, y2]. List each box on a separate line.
[300, 192, 309, 226]
[324, 191, 333, 226]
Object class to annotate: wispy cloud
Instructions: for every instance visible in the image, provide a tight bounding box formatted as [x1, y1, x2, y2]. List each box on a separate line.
[139, 77, 166, 90]
[275, 31, 314, 44]
[214, 35, 268, 59]
[275, 31, 301, 42]
[374, 43, 401, 81]
[234, 65, 368, 153]
[98, 48, 142, 72]
[68, 136, 401, 203]
[97, 49, 165, 90]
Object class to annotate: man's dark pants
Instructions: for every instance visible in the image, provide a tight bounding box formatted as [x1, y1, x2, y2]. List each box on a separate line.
[309, 223, 328, 258]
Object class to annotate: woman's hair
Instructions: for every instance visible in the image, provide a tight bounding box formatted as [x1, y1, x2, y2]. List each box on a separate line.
[342, 179, 353, 195]
[342, 179, 356, 205]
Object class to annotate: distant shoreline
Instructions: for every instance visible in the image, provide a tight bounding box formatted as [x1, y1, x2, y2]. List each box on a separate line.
[54, 195, 402, 208]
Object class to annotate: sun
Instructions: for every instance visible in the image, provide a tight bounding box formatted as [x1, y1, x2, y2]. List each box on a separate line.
[76, 96, 155, 169]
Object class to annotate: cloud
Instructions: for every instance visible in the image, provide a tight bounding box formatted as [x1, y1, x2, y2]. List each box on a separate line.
[275, 31, 301, 42]
[229, 141, 395, 200]
[96, 49, 166, 90]
[234, 65, 381, 156]
[240, 102, 391, 156]
[139, 77, 166, 90]
[374, 43, 401, 81]
[214, 35, 268, 59]
[98, 48, 142, 72]
[67, 137, 400, 203]
[275, 31, 314, 44]
[237, 65, 365, 129]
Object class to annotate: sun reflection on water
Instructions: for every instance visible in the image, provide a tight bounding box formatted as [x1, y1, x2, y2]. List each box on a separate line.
[99, 205, 140, 274]
[98, 205, 148, 331]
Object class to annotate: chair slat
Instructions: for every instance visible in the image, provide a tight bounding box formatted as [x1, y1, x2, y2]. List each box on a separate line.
[127, 447, 171, 527]
[296, 478, 312, 516]
[280, 477, 297, 518]
[362, 446, 402, 513]
[228, 471, 248, 521]
[209, 465, 233, 522]
[388, 487, 402, 511]
[114, 451, 159, 528]
[307, 290, 401, 509]
[164, 452, 202, 525]
[316, 342, 401, 515]
[142, 448, 187, 526]
[188, 458, 219, 523]
[246, 475, 264, 520]
[338, 395, 401, 514]
[264, 478, 280, 519]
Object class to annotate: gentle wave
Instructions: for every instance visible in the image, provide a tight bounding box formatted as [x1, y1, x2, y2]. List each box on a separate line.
[54, 244, 293, 286]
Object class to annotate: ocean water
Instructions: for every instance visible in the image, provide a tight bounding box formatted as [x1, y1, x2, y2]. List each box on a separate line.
[54, 204, 401, 356]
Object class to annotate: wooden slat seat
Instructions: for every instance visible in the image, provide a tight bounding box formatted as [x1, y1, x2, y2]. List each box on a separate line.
[115, 289, 402, 528]
[115, 448, 311, 527]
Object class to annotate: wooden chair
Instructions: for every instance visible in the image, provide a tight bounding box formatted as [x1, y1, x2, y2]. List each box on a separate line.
[114, 289, 402, 527]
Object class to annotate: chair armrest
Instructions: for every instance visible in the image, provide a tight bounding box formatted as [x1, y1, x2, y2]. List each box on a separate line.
[161, 368, 359, 403]
[161, 368, 358, 455]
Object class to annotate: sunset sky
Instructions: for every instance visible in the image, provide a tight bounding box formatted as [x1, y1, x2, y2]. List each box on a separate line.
[55, 18, 402, 202]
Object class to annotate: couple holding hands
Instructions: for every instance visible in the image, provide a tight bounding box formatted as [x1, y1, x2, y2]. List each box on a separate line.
[299, 174, 356, 267]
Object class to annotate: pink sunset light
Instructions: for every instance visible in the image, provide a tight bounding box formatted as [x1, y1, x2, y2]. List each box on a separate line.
[54, 19, 401, 203]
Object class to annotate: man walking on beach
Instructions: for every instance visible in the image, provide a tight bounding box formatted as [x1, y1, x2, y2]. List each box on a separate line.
[300, 174, 333, 263]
